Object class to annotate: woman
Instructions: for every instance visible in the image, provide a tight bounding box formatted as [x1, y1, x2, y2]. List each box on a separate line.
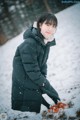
[11, 13, 60, 113]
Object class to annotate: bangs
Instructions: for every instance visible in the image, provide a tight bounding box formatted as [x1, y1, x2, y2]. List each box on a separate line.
[45, 18, 57, 27]
[37, 13, 58, 29]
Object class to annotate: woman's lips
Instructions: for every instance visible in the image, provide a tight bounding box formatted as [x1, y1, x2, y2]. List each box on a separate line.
[46, 31, 51, 34]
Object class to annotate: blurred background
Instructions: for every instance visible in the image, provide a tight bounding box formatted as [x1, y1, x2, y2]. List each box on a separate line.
[0, 0, 77, 45]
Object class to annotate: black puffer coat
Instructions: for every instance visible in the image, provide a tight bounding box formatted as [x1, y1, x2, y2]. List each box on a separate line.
[11, 26, 60, 113]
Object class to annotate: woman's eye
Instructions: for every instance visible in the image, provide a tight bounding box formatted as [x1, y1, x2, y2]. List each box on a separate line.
[46, 24, 50, 26]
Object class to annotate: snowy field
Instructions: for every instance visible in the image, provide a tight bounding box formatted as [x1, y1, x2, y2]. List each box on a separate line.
[0, 3, 80, 120]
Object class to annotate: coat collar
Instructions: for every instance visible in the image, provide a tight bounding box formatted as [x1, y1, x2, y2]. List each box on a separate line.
[32, 27, 56, 47]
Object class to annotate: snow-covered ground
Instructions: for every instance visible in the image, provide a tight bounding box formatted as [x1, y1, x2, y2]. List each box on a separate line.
[0, 3, 80, 120]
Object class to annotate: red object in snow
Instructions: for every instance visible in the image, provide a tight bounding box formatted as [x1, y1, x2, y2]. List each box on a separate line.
[57, 102, 68, 109]
[48, 102, 68, 113]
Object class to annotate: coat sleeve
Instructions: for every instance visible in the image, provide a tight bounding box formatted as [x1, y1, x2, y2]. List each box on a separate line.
[41, 63, 47, 77]
[19, 39, 60, 100]
[19, 39, 47, 87]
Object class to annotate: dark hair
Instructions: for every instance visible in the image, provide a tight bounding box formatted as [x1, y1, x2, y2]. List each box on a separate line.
[37, 13, 58, 29]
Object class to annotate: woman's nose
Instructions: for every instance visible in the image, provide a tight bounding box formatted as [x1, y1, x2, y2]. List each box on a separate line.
[48, 26, 53, 31]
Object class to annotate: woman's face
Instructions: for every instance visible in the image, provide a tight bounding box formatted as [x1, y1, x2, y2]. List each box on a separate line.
[40, 21, 57, 39]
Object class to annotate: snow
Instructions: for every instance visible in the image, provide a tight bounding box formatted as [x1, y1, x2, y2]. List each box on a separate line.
[0, 3, 80, 120]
